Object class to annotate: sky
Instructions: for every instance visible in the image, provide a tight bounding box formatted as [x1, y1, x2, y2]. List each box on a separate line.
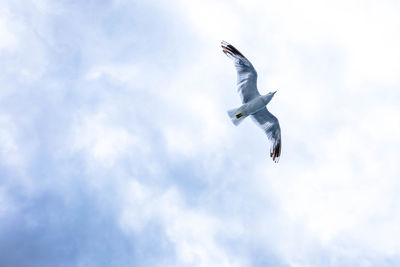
[1, 0, 400, 266]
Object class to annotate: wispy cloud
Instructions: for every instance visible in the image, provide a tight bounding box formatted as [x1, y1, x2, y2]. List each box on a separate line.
[1, 0, 400, 266]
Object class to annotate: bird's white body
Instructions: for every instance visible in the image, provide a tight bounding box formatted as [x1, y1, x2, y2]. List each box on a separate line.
[243, 95, 273, 115]
[240, 96, 265, 115]
[227, 94, 274, 125]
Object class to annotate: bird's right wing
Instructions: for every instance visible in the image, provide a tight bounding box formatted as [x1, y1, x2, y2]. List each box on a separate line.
[221, 41, 260, 103]
[251, 108, 281, 163]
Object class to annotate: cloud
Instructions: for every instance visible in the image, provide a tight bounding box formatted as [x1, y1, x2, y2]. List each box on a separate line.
[1, 0, 400, 266]
[118, 180, 246, 266]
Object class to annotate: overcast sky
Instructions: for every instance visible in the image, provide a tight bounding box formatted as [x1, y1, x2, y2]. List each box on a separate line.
[1, 0, 400, 266]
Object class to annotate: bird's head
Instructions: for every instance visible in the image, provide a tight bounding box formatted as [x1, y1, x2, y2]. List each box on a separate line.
[262, 91, 277, 104]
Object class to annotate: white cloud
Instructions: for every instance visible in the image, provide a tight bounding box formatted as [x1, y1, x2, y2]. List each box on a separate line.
[69, 110, 147, 166]
[119, 180, 245, 267]
[175, 0, 239, 42]
[1, 0, 400, 266]
[0, 115, 23, 167]
[0, 16, 18, 51]
[85, 64, 138, 83]
[0, 2, 49, 84]
[0, 187, 15, 218]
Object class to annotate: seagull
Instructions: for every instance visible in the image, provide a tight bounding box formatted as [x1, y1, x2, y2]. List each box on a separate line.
[221, 40, 281, 162]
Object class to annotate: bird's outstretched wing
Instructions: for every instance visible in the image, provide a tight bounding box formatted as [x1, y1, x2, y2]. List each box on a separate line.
[251, 108, 281, 162]
[221, 41, 260, 103]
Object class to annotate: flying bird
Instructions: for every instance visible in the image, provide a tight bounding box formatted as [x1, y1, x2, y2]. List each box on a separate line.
[221, 40, 281, 162]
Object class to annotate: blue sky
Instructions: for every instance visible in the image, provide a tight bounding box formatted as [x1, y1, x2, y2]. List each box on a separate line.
[1, 0, 400, 266]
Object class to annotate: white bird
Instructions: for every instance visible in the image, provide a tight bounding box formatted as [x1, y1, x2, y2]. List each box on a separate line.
[221, 41, 281, 162]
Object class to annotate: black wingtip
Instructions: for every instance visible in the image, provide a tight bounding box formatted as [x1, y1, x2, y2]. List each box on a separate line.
[220, 41, 245, 58]
[270, 139, 281, 163]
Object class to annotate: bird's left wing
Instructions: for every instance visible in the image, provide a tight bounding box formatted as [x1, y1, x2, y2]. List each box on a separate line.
[221, 41, 260, 103]
[251, 108, 281, 163]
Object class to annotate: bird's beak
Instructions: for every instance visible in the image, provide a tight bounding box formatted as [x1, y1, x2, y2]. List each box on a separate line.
[273, 91, 277, 95]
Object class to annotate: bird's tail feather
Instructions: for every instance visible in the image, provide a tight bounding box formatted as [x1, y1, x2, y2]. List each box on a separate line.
[227, 107, 247, 126]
